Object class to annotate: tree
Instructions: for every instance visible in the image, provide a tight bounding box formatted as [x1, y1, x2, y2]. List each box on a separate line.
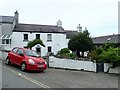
[27, 39, 45, 49]
[68, 30, 95, 57]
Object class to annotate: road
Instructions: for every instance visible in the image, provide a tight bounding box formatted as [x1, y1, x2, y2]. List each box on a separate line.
[1, 60, 119, 89]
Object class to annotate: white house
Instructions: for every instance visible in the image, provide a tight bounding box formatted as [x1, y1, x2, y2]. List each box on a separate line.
[0, 11, 68, 56]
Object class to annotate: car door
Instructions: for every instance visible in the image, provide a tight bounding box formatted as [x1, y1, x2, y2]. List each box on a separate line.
[9, 47, 19, 64]
[16, 49, 24, 66]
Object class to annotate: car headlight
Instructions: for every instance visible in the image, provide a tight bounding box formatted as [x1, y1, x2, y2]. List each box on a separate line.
[28, 59, 35, 64]
[45, 61, 47, 65]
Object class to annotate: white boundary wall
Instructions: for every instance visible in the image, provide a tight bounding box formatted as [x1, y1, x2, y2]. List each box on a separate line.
[0, 51, 8, 60]
[49, 56, 96, 72]
[104, 63, 120, 74]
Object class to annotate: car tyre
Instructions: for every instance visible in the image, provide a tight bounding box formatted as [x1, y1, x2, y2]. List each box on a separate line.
[5, 58, 11, 65]
[21, 62, 26, 72]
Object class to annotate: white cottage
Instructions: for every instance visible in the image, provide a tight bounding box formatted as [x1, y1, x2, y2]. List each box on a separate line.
[0, 11, 68, 56]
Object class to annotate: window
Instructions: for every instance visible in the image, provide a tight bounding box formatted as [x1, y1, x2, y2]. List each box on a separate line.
[48, 46, 52, 52]
[47, 34, 52, 42]
[12, 48, 19, 53]
[24, 49, 39, 57]
[1, 35, 11, 45]
[23, 34, 28, 41]
[36, 34, 40, 39]
[17, 49, 23, 55]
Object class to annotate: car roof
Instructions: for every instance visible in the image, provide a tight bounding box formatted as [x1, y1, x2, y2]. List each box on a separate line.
[13, 47, 30, 50]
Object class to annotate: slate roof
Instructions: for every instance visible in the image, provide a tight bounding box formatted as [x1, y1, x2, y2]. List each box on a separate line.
[0, 16, 14, 23]
[13, 23, 65, 33]
[66, 30, 78, 38]
[92, 34, 120, 44]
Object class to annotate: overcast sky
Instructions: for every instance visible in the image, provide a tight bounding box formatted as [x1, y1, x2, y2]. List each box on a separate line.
[0, 0, 119, 37]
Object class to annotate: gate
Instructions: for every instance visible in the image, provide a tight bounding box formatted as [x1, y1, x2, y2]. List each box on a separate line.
[96, 62, 104, 73]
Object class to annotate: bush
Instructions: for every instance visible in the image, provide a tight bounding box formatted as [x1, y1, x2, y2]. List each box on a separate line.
[96, 48, 103, 54]
[88, 50, 99, 61]
[59, 53, 77, 59]
[98, 48, 120, 66]
[27, 39, 45, 49]
[59, 48, 70, 55]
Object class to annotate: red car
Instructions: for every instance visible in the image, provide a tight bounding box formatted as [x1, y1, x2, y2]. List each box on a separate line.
[5, 47, 47, 72]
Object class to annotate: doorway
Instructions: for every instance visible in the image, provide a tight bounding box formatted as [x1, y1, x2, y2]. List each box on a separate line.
[36, 47, 41, 56]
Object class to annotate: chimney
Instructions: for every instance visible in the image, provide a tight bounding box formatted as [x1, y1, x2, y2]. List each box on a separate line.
[14, 10, 19, 25]
[77, 24, 82, 32]
[85, 27, 87, 30]
[57, 20, 62, 27]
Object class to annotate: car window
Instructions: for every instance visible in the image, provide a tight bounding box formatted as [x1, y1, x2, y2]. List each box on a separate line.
[17, 49, 23, 55]
[24, 49, 39, 57]
[12, 48, 19, 53]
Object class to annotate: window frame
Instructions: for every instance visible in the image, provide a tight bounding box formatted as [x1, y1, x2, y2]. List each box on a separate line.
[47, 34, 52, 42]
[36, 34, 40, 39]
[17, 49, 24, 55]
[23, 34, 28, 41]
[12, 47, 19, 54]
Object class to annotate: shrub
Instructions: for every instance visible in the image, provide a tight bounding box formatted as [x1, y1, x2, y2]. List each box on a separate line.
[59, 48, 70, 55]
[65, 53, 77, 59]
[27, 39, 45, 49]
[88, 50, 99, 60]
[98, 48, 120, 66]
[96, 48, 103, 54]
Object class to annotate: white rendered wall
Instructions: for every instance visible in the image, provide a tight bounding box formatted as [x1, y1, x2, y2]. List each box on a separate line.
[11, 32, 68, 56]
[104, 63, 120, 74]
[49, 56, 96, 72]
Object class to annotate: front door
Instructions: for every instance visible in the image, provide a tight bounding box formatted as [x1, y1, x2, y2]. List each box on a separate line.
[36, 47, 41, 56]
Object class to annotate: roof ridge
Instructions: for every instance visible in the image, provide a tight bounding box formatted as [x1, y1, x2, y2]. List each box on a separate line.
[19, 23, 58, 27]
[0, 15, 14, 17]
[92, 34, 120, 38]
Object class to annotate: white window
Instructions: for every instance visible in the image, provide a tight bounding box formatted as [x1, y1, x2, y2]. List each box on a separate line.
[36, 34, 40, 39]
[0, 35, 11, 45]
[23, 34, 28, 41]
[47, 34, 52, 42]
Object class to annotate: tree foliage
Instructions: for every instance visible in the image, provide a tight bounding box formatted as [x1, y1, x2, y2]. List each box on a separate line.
[102, 43, 119, 51]
[68, 30, 95, 57]
[27, 39, 45, 49]
[89, 43, 120, 66]
[99, 47, 120, 66]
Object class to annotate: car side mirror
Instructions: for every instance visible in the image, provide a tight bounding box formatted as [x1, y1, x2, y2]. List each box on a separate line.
[19, 53, 24, 56]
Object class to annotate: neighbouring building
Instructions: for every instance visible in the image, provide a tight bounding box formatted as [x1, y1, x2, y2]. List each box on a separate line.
[0, 11, 67, 56]
[92, 34, 120, 48]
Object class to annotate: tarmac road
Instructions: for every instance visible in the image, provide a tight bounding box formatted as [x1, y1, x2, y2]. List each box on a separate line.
[1, 60, 119, 89]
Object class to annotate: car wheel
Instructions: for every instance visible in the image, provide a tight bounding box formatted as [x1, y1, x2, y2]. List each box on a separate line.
[5, 58, 11, 65]
[21, 62, 26, 72]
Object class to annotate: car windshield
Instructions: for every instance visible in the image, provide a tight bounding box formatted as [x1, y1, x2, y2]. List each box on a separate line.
[24, 49, 40, 57]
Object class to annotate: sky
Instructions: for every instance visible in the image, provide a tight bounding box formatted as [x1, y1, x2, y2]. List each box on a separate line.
[0, 0, 119, 37]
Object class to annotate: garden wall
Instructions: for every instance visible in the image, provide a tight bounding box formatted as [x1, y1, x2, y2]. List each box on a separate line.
[104, 63, 120, 74]
[49, 56, 120, 74]
[49, 56, 96, 72]
[0, 50, 8, 60]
